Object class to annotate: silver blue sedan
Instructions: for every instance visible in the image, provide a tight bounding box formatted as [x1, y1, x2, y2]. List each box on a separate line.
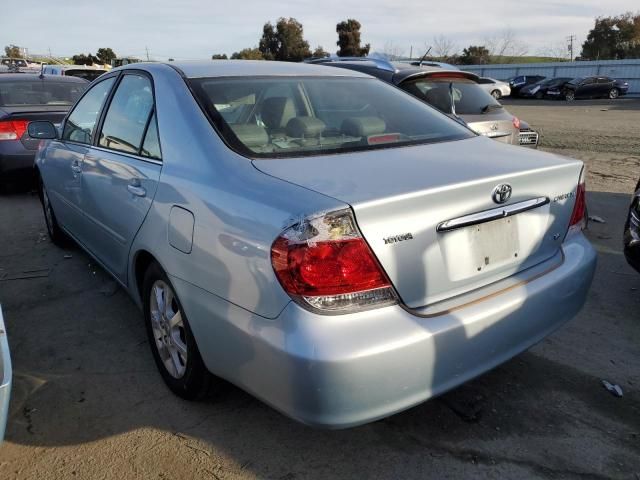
[30, 61, 596, 428]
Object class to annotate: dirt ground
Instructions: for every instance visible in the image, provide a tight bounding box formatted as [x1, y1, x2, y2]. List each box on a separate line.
[0, 99, 639, 480]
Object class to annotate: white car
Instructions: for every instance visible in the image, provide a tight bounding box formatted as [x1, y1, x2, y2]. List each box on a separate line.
[477, 77, 511, 99]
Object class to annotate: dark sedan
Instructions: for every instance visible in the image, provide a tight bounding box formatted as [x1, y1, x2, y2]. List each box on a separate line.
[547, 76, 629, 101]
[624, 176, 640, 273]
[507, 75, 546, 96]
[520, 77, 573, 99]
[0, 74, 87, 183]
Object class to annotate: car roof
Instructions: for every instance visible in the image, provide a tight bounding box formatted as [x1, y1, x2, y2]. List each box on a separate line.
[134, 60, 372, 79]
[0, 73, 89, 83]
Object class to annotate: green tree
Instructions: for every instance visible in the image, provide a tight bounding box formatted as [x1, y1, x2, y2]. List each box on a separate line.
[231, 48, 264, 60]
[258, 17, 311, 62]
[458, 45, 490, 65]
[312, 46, 329, 58]
[211, 53, 228, 60]
[581, 12, 640, 60]
[4, 45, 23, 58]
[336, 19, 370, 57]
[72, 53, 99, 65]
[96, 48, 116, 65]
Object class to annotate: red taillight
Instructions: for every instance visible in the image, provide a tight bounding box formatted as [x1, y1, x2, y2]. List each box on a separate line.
[0, 120, 29, 141]
[512, 116, 521, 129]
[567, 168, 587, 236]
[271, 209, 396, 313]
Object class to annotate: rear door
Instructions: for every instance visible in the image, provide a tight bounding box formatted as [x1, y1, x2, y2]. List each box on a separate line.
[41, 76, 116, 235]
[596, 77, 613, 97]
[79, 72, 161, 281]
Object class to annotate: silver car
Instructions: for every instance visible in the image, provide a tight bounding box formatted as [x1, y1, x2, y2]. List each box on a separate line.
[30, 61, 596, 428]
[477, 77, 512, 99]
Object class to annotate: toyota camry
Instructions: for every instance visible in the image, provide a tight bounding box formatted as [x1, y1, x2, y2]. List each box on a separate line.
[30, 61, 596, 428]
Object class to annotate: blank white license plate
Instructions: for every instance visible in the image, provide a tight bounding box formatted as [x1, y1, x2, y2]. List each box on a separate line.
[466, 216, 519, 272]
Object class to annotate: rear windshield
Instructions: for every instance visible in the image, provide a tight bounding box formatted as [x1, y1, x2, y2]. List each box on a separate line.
[189, 76, 473, 158]
[0, 80, 87, 106]
[401, 77, 501, 116]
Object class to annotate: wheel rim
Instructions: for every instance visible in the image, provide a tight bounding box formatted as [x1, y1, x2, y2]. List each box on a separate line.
[610, 89, 618, 99]
[42, 186, 55, 233]
[566, 92, 574, 101]
[492, 90, 500, 99]
[150, 280, 188, 379]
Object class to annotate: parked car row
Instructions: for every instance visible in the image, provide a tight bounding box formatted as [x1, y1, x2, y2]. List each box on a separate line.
[310, 57, 537, 148]
[21, 59, 598, 429]
[508, 74, 629, 101]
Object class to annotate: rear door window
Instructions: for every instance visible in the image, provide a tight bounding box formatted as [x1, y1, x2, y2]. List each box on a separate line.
[62, 77, 115, 144]
[98, 74, 154, 155]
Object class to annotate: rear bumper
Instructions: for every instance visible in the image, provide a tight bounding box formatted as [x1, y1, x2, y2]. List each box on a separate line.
[173, 233, 596, 429]
[0, 143, 36, 176]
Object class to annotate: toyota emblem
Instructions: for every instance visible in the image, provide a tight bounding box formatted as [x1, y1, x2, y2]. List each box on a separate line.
[492, 184, 512, 204]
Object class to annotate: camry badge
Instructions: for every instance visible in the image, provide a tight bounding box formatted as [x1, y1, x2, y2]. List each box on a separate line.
[490, 123, 499, 131]
[492, 184, 512, 204]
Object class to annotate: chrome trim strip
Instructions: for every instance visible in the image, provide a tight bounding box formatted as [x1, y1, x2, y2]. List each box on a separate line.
[437, 196, 550, 232]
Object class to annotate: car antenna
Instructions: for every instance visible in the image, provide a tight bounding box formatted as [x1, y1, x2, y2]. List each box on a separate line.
[418, 47, 432, 67]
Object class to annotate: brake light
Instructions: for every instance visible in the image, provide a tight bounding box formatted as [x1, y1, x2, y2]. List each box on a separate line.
[567, 168, 587, 237]
[512, 116, 521, 129]
[271, 209, 397, 313]
[0, 120, 29, 141]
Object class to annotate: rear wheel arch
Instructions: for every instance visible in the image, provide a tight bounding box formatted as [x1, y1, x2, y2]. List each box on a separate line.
[134, 250, 159, 301]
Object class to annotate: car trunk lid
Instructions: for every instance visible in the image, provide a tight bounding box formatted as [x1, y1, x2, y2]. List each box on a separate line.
[254, 136, 583, 309]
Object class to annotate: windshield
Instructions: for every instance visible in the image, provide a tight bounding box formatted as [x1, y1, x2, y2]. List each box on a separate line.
[401, 77, 501, 115]
[0, 80, 87, 106]
[189, 76, 473, 158]
[568, 77, 585, 85]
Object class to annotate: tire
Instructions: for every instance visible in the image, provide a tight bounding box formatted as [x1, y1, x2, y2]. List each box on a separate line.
[143, 261, 214, 400]
[491, 89, 501, 100]
[608, 88, 619, 99]
[535, 91, 544, 99]
[38, 176, 70, 247]
[564, 90, 575, 102]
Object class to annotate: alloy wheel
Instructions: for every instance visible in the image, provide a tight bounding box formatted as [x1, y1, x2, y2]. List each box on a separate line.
[609, 88, 619, 99]
[149, 280, 188, 379]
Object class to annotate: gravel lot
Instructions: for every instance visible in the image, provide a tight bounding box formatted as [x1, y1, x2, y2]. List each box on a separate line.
[0, 99, 639, 480]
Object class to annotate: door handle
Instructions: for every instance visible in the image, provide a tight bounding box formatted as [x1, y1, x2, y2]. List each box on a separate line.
[127, 179, 146, 197]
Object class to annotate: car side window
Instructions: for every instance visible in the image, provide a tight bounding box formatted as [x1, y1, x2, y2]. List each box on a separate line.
[582, 78, 595, 85]
[62, 77, 116, 144]
[98, 74, 154, 155]
[597, 77, 611, 84]
[140, 111, 161, 160]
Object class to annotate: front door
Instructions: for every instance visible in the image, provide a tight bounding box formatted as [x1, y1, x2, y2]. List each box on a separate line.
[79, 73, 162, 282]
[42, 77, 116, 235]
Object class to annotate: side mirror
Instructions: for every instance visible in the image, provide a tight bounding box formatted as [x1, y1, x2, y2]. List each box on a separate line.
[28, 120, 58, 140]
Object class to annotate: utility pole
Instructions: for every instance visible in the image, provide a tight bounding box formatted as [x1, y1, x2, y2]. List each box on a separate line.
[567, 35, 576, 61]
[409, 45, 413, 60]
[145, 46, 150, 61]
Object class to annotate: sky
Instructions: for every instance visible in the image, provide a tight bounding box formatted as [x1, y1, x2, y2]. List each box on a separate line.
[2, 0, 638, 60]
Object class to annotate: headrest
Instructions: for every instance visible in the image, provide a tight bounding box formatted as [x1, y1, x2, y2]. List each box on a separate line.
[260, 97, 297, 129]
[286, 116, 326, 138]
[230, 124, 269, 148]
[341, 116, 386, 137]
[424, 87, 452, 113]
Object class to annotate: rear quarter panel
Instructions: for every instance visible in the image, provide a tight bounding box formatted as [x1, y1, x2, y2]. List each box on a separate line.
[128, 64, 344, 319]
